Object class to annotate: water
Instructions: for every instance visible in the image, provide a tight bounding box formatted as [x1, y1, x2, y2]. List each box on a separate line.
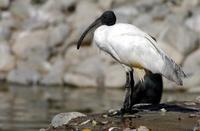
[0, 84, 199, 131]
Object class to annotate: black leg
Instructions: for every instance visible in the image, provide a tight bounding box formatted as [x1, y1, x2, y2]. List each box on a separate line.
[125, 71, 130, 88]
[130, 69, 134, 109]
[120, 69, 135, 114]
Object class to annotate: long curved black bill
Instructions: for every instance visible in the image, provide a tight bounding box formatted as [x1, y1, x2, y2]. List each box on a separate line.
[77, 17, 101, 50]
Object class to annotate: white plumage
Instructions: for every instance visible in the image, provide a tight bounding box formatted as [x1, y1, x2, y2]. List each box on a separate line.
[94, 23, 186, 85]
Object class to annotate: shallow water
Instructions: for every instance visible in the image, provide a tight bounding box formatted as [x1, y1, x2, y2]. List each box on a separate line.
[0, 84, 199, 131]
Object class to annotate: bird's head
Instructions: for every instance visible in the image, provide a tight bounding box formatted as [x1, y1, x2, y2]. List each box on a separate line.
[77, 10, 116, 49]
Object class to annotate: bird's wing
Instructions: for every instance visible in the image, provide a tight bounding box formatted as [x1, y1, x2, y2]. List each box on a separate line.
[107, 27, 186, 85]
[144, 34, 186, 85]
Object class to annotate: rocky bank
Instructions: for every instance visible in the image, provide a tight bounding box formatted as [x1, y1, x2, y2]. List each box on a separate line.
[0, 0, 199, 91]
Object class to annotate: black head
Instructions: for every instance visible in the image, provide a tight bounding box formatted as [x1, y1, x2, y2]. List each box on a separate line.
[77, 10, 116, 49]
[100, 11, 116, 26]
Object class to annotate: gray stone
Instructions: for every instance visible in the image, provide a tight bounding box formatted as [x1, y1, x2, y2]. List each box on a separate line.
[159, 24, 199, 56]
[0, 43, 15, 72]
[51, 112, 86, 128]
[183, 49, 200, 75]
[12, 30, 49, 60]
[40, 57, 64, 85]
[104, 64, 126, 88]
[0, 0, 9, 9]
[157, 41, 184, 64]
[10, 0, 33, 20]
[64, 57, 105, 87]
[64, 46, 98, 68]
[113, 5, 138, 23]
[132, 14, 153, 29]
[0, 21, 11, 41]
[181, 0, 199, 10]
[98, 0, 113, 9]
[41, 0, 75, 13]
[66, 1, 102, 44]
[150, 4, 170, 20]
[48, 24, 70, 47]
[185, 14, 200, 33]
[64, 73, 97, 87]
[7, 65, 40, 85]
[188, 86, 200, 93]
[183, 73, 200, 89]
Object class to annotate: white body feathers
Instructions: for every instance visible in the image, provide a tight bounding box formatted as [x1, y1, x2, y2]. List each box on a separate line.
[93, 23, 186, 85]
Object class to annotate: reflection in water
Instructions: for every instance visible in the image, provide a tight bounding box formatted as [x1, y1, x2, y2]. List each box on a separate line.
[0, 84, 199, 131]
[0, 84, 124, 131]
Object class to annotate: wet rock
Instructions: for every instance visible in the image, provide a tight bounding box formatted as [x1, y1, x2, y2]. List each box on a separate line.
[159, 24, 199, 56]
[104, 64, 125, 88]
[0, 0, 9, 9]
[0, 43, 15, 72]
[113, 5, 138, 23]
[12, 30, 49, 60]
[40, 57, 65, 85]
[7, 64, 40, 84]
[51, 112, 86, 128]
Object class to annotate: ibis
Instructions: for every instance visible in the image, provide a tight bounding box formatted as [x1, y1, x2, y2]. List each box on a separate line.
[77, 10, 186, 112]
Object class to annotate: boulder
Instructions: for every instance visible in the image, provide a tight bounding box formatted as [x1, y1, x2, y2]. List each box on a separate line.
[183, 49, 200, 75]
[64, 46, 99, 68]
[51, 112, 86, 128]
[157, 41, 184, 64]
[0, 0, 9, 9]
[159, 24, 199, 56]
[7, 65, 40, 85]
[64, 57, 105, 87]
[10, 0, 33, 20]
[113, 5, 138, 23]
[40, 57, 65, 85]
[185, 14, 200, 33]
[104, 64, 125, 88]
[0, 21, 11, 41]
[66, 1, 102, 45]
[48, 23, 70, 47]
[0, 43, 15, 72]
[12, 30, 49, 60]
[98, 0, 113, 9]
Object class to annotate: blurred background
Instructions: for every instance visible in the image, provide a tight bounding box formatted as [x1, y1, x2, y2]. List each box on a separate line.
[0, 0, 200, 130]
